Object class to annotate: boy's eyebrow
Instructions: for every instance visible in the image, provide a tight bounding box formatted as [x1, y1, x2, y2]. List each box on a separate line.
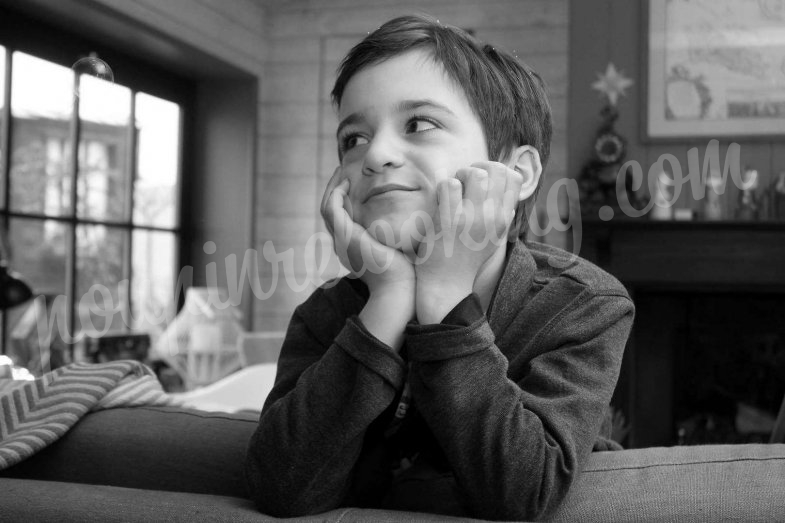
[336, 112, 364, 139]
[395, 99, 457, 117]
[336, 99, 457, 139]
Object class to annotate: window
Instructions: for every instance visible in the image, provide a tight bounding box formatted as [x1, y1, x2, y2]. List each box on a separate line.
[0, 39, 186, 370]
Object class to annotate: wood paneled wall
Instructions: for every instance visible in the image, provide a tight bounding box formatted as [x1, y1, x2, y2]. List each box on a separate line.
[569, 0, 785, 222]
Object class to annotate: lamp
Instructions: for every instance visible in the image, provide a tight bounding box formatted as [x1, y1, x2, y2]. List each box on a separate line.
[153, 287, 243, 390]
[0, 229, 34, 310]
[1, 261, 33, 310]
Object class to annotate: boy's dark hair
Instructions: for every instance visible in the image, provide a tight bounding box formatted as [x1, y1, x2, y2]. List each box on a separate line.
[331, 14, 552, 239]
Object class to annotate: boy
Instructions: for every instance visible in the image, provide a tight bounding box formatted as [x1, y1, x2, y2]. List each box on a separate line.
[246, 15, 634, 521]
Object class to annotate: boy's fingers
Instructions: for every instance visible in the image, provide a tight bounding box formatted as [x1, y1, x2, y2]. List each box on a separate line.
[455, 167, 488, 203]
[471, 161, 514, 205]
[327, 180, 352, 240]
[320, 167, 345, 222]
[502, 168, 524, 224]
[322, 178, 350, 236]
[436, 178, 462, 229]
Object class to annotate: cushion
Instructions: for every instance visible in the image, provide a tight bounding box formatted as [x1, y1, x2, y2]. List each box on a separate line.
[0, 406, 259, 499]
[0, 478, 490, 522]
[551, 443, 785, 522]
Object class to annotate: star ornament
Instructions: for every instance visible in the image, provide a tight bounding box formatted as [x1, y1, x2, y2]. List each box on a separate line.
[592, 63, 634, 106]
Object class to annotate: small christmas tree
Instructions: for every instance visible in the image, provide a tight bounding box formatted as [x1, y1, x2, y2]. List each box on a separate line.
[578, 63, 644, 219]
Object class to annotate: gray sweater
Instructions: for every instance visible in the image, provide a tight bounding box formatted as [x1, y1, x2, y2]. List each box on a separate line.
[245, 241, 634, 521]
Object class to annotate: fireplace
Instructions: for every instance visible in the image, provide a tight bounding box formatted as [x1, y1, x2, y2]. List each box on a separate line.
[579, 219, 785, 448]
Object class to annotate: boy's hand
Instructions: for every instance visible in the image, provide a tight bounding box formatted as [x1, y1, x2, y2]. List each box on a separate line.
[321, 168, 415, 350]
[414, 161, 522, 324]
[321, 168, 415, 293]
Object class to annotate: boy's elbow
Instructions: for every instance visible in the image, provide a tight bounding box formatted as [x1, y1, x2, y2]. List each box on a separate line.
[244, 448, 295, 517]
[244, 449, 344, 518]
[490, 476, 573, 522]
[475, 447, 576, 521]
[244, 451, 276, 516]
[525, 449, 577, 520]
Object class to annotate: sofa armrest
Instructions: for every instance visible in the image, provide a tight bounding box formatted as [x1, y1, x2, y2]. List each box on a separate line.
[0, 406, 259, 499]
[552, 443, 785, 522]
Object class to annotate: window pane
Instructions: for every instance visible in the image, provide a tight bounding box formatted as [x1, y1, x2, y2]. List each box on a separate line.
[75, 224, 127, 334]
[131, 229, 176, 335]
[5, 219, 69, 374]
[77, 77, 131, 222]
[134, 93, 179, 229]
[5, 217, 69, 371]
[10, 52, 74, 216]
[1, 46, 6, 210]
[9, 217, 68, 297]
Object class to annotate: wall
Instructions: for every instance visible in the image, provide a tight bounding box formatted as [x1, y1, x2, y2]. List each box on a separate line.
[256, 0, 570, 331]
[569, 0, 785, 221]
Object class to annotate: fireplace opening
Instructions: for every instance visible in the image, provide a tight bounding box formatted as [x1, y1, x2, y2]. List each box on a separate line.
[674, 293, 785, 445]
[618, 290, 785, 448]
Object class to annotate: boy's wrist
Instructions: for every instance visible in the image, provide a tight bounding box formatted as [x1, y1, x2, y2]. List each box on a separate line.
[416, 282, 473, 325]
[359, 283, 415, 351]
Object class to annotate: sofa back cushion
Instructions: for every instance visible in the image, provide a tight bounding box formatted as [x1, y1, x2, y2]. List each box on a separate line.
[0, 406, 258, 499]
[551, 443, 785, 522]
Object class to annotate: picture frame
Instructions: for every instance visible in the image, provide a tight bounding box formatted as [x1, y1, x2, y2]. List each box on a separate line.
[645, 0, 785, 140]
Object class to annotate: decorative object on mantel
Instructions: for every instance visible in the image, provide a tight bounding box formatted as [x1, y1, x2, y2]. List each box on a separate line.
[649, 171, 674, 220]
[578, 63, 645, 220]
[702, 167, 724, 221]
[673, 208, 694, 221]
[736, 166, 760, 221]
[768, 171, 785, 220]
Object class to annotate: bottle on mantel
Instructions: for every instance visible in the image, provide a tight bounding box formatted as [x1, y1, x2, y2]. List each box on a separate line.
[703, 167, 723, 220]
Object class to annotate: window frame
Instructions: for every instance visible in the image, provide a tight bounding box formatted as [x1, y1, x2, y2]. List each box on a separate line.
[0, 6, 195, 356]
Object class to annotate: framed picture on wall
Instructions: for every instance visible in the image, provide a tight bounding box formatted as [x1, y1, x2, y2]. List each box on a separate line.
[645, 0, 785, 139]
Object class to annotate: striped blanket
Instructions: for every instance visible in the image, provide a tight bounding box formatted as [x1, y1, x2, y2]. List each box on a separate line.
[0, 360, 179, 470]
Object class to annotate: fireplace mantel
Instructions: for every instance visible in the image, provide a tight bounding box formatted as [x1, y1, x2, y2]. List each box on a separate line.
[579, 219, 785, 292]
[577, 218, 785, 448]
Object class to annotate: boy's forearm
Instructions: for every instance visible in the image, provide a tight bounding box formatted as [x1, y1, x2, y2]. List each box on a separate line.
[359, 283, 415, 351]
[405, 293, 634, 521]
[247, 311, 407, 517]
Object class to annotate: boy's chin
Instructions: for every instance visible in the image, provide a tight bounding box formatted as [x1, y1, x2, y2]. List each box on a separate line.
[364, 217, 425, 257]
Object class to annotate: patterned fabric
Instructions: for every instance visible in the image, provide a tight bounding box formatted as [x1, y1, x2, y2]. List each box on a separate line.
[0, 360, 178, 470]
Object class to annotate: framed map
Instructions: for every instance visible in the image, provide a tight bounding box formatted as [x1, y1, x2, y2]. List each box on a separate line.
[646, 0, 785, 139]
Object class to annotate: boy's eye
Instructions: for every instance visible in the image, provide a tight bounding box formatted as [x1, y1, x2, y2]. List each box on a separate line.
[341, 134, 369, 152]
[405, 118, 438, 134]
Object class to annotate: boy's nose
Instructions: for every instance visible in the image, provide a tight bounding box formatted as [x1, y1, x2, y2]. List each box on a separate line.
[361, 133, 404, 175]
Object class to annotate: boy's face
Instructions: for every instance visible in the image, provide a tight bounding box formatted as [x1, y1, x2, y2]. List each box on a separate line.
[336, 48, 488, 250]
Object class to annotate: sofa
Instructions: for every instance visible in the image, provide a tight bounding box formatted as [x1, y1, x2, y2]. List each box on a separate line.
[1, 405, 783, 522]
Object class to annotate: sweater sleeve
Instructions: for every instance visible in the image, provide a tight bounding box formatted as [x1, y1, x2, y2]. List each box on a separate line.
[245, 292, 406, 517]
[405, 290, 634, 521]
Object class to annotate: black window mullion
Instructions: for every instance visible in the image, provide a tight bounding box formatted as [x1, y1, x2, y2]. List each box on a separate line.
[122, 92, 137, 333]
[0, 209, 179, 234]
[1, 47, 12, 355]
[1, 46, 11, 213]
[65, 72, 81, 358]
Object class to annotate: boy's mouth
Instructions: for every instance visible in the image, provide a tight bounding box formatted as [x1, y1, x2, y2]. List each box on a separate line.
[363, 184, 418, 203]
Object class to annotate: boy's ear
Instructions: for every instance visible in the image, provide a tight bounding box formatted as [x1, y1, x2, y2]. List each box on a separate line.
[506, 145, 542, 202]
